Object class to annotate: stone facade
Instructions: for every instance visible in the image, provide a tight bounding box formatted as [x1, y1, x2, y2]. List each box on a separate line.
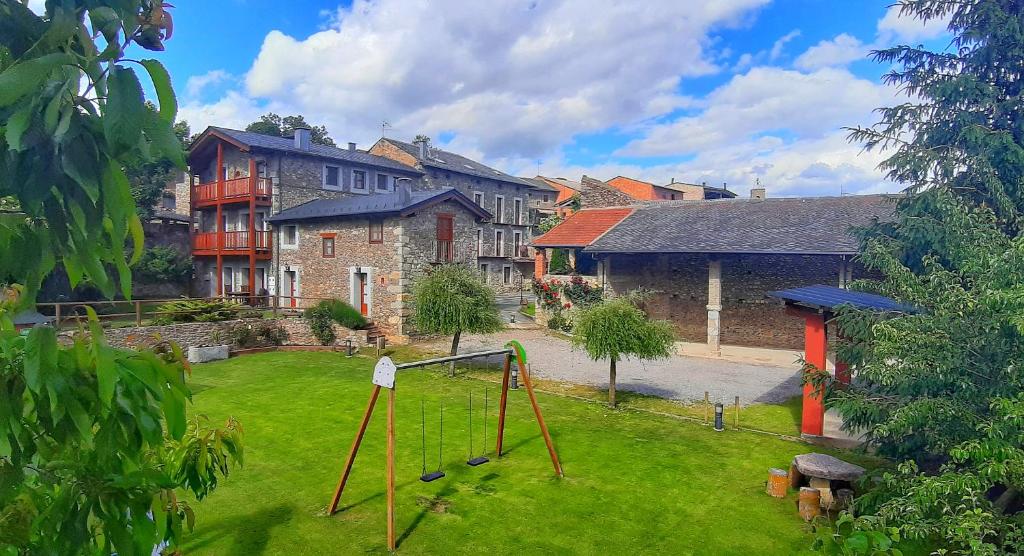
[274, 199, 482, 339]
[97, 317, 368, 352]
[370, 138, 537, 293]
[578, 175, 635, 209]
[601, 253, 855, 350]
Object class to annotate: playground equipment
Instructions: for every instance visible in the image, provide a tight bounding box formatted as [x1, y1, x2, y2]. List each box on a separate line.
[327, 340, 562, 550]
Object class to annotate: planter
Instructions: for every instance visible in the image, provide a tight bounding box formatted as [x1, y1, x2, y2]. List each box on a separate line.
[187, 344, 231, 363]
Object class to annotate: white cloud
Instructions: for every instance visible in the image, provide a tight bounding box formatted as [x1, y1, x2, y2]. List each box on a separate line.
[769, 29, 801, 60]
[733, 28, 800, 71]
[192, 0, 769, 157]
[185, 69, 231, 99]
[877, 4, 951, 43]
[178, 91, 268, 134]
[794, 33, 866, 70]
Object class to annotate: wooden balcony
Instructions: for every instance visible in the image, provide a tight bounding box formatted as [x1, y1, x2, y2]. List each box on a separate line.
[192, 230, 272, 258]
[192, 176, 272, 208]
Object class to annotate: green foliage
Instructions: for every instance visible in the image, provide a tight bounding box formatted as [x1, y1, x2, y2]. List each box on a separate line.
[317, 298, 367, 330]
[153, 298, 244, 324]
[125, 113, 190, 218]
[134, 245, 192, 283]
[0, 4, 242, 553]
[538, 214, 563, 234]
[548, 248, 570, 274]
[562, 275, 603, 307]
[824, 2, 1024, 554]
[412, 264, 503, 336]
[304, 303, 336, 346]
[546, 313, 571, 332]
[228, 321, 287, 349]
[245, 113, 336, 146]
[571, 296, 675, 364]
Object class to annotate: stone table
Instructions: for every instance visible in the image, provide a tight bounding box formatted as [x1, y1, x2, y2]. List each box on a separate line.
[789, 453, 865, 509]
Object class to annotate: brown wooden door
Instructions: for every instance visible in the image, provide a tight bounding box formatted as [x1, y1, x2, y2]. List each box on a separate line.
[359, 273, 368, 316]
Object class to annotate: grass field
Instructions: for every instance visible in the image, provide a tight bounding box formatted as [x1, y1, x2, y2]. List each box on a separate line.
[180, 350, 873, 555]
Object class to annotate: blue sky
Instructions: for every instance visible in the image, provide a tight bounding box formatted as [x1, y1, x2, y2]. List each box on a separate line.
[129, 0, 951, 196]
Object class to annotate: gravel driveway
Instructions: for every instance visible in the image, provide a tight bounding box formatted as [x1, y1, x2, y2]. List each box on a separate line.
[426, 329, 803, 406]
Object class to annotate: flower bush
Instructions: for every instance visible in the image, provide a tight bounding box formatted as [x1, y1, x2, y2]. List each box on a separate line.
[531, 276, 602, 332]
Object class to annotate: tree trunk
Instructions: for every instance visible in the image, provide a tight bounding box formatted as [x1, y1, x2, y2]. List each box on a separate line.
[448, 330, 461, 377]
[608, 357, 617, 407]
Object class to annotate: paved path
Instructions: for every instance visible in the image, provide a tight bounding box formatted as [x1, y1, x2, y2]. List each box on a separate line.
[427, 328, 803, 405]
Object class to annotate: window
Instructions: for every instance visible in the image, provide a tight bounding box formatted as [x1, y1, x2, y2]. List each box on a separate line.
[376, 173, 390, 191]
[324, 165, 341, 189]
[281, 225, 298, 249]
[222, 266, 233, 294]
[502, 265, 512, 285]
[369, 220, 383, 244]
[543, 194, 550, 203]
[353, 169, 367, 191]
[322, 236, 335, 258]
[494, 195, 505, 223]
[513, 198, 523, 224]
[513, 231, 522, 257]
[479, 263, 489, 283]
[473, 192, 483, 206]
[494, 229, 504, 256]
[476, 228, 483, 256]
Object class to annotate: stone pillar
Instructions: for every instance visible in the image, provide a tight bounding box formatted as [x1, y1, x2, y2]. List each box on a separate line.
[534, 249, 547, 279]
[706, 259, 722, 353]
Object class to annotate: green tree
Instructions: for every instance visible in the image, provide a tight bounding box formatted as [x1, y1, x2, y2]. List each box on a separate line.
[245, 113, 336, 146]
[412, 264, 503, 376]
[537, 213, 563, 234]
[571, 295, 674, 407]
[125, 112, 190, 218]
[815, 1, 1024, 553]
[0, 2, 241, 553]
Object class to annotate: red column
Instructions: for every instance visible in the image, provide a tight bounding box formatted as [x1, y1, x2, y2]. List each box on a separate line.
[801, 312, 827, 436]
[215, 142, 224, 297]
[534, 249, 547, 279]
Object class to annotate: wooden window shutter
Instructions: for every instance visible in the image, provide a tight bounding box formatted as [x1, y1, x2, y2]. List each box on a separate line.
[436, 214, 454, 241]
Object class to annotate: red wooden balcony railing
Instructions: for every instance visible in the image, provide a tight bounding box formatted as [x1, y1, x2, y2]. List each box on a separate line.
[192, 230, 272, 252]
[192, 176, 272, 204]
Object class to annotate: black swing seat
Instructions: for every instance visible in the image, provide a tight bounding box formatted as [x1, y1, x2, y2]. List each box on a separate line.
[466, 456, 489, 466]
[420, 470, 446, 483]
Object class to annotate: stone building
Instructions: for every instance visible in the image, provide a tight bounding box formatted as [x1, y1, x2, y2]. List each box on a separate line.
[533, 193, 896, 350]
[522, 176, 582, 218]
[369, 137, 542, 292]
[267, 187, 490, 339]
[606, 176, 737, 201]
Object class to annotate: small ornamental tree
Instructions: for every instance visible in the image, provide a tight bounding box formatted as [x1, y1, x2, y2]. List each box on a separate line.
[0, 3, 241, 554]
[413, 264, 503, 376]
[571, 295, 674, 407]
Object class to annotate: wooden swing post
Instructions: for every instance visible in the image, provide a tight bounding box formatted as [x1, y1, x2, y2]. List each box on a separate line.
[327, 384, 381, 515]
[495, 353, 512, 455]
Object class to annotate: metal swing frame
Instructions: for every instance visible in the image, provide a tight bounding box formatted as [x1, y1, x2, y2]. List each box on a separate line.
[326, 340, 563, 551]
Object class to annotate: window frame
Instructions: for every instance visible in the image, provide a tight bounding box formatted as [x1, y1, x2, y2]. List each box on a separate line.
[376, 172, 390, 192]
[502, 265, 512, 285]
[352, 169, 368, 193]
[473, 191, 484, 206]
[513, 198, 523, 225]
[494, 229, 504, 257]
[280, 224, 299, 250]
[368, 219, 384, 244]
[321, 234, 336, 258]
[494, 195, 505, 223]
[323, 164, 342, 190]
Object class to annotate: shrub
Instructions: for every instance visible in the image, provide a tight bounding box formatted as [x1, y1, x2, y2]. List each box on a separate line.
[562, 275, 602, 307]
[229, 321, 287, 349]
[152, 298, 246, 324]
[304, 303, 336, 345]
[134, 246, 193, 283]
[320, 299, 367, 330]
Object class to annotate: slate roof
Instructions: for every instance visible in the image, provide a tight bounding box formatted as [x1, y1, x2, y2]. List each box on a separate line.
[770, 285, 914, 313]
[585, 194, 896, 255]
[267, 187, 490, 223]
[532, 208, 635, 248]
[385, 139, 537, 188]
[520, 177, 559, 192]
[202, 127, 420, 174]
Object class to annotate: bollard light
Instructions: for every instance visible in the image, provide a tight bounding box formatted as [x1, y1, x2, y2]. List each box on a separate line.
[511, 365, 519, 390]
[345, 338, 355, 357]
[714, 402, 724, 432]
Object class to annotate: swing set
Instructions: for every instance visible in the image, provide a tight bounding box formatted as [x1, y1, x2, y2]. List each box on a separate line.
[327, 340, 562, 551]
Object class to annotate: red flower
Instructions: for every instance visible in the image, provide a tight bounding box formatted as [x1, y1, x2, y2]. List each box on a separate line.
[563, 303, 571, 309]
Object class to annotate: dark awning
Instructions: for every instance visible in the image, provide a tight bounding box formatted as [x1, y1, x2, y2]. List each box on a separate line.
[769, 285, 914, 313]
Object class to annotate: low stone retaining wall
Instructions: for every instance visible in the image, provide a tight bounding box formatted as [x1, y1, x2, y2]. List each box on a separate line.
[95, 317, 369, 352]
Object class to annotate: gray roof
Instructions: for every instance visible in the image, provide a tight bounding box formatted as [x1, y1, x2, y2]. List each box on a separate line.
[267, 187, 490, 223]
[386, 139, 537, 188]
[207, 127, 420, 174]
[585, 194, 896, 255]
[770, 285, 915, 313]
[520, 177, 559, 192]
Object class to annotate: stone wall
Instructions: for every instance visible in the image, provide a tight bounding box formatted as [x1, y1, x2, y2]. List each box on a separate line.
[579, 175, 635, 209]
[604, 253, 851, 350]
[98, 317, 367, 352]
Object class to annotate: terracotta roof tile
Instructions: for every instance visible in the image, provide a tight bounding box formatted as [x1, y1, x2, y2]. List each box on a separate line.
[531, 208, 634, 248]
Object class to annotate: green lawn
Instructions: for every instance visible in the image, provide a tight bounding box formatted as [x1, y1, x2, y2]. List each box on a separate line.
[181, 350, 868, 555]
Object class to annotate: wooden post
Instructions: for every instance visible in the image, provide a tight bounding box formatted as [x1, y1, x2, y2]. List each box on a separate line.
[734, 396, 740, 428]
[215, 142, 225, 297]
[513, 349, 563, 477]
[327, 385, 381, 515]
[248, 158, 257, 306]
[386, 387, 396, 551]
[135, 300, 142, 326]
[801, 312, 828, 436]
[54, 303, 61, 328]
[766, 468, 788, 498]
[495, 353, 512, 456]
[272, 293, 279, 316]
[704, 391, 709, 423]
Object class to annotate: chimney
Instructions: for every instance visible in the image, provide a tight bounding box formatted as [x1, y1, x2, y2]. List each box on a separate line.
[348, 142, 356, 151]
[750, 187, 766, 199]
[670, 177, 675, 184]
[413, 136, 429, 159]
[293, 126, 311, 151]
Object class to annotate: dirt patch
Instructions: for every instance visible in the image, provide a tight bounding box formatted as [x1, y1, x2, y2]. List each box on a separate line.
[416, 496, 452, 513]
